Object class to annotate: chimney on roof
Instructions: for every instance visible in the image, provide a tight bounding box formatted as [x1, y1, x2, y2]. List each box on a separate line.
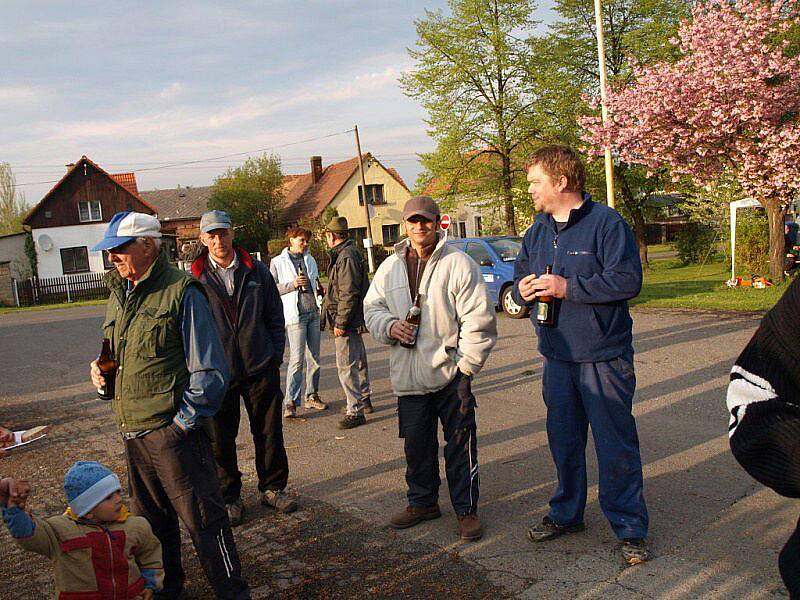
[311, 156, 323, 184]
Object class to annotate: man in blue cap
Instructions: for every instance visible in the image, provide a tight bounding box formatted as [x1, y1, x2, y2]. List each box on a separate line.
[89, 211, 250, 599]
[192, 210, 292, 524]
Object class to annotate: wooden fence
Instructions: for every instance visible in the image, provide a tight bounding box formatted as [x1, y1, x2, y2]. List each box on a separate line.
[16, 272, 109, 306]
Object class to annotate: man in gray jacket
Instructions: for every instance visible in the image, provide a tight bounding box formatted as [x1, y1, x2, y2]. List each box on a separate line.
[322, 216, 373, 430]
[364, 196, 497, 541]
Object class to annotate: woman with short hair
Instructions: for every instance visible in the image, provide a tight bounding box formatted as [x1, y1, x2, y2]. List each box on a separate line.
[270, 227, 326, 418]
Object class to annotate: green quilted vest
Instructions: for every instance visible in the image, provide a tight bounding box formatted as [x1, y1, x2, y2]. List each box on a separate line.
[102, 252, 197, 433]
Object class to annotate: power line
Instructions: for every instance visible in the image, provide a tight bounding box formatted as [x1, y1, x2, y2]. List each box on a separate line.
[11, 152, 422, 173]
[12, 155, 424, 176]
[10, 128, 359, 188]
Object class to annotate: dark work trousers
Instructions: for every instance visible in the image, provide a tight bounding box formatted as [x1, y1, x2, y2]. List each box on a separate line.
[397, 373, 479, 516]
[731, 400, 800, 599]
[212, 367, 288, 504]
[542, 351, 649, 540]
[125, 424, 250, 599]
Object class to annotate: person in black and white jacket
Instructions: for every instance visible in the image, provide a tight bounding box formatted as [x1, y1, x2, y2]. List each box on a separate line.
[727, 276, 800, 598]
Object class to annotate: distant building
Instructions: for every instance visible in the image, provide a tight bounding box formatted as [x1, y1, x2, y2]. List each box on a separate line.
[22, 156, 157, 278]
[278, 154, 411, 247]
[140, 185, 213, 250]
[422, 150, 515, 238]
[142, 153, 412, 251]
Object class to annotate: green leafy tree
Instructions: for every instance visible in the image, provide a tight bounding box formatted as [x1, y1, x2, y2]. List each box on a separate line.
[208, 154, 284, 253]
[0, 163, 27, 235]
[535, 0, 690, 265]
[401, 0, 545, 234]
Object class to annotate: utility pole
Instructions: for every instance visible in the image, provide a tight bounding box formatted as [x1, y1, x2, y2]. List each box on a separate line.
[594, 0, 616, 210]
[354, 124, 376, 273]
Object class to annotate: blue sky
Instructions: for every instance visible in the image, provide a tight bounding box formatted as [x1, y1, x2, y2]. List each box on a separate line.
[3, 1, 555, 204]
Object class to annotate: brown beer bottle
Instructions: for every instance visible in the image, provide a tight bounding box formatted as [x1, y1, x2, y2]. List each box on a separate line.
[97, 338, 118, 401]
[535, 265, 556, 327]
[400, 296, 422, 349]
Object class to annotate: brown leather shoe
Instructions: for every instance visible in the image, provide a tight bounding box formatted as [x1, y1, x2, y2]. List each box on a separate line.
[457, 513, 483, 541]
[389, 505, 441, 529]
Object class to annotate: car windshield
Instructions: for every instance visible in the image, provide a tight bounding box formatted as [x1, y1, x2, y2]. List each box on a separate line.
[487, 238, 522, 262]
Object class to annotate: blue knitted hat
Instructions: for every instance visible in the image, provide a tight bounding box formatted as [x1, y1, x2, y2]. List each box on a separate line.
[63, 461, 121, 517]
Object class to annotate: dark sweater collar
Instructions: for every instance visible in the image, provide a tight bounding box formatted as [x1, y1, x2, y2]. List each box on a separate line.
[536, 192, 594, 232]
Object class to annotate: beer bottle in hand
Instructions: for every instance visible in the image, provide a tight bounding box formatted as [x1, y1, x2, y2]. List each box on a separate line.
[97, 338, 118, 401]
[400, 296, 422, 349]
[535, 265, 556, 327]
[296, 263, 308, 293]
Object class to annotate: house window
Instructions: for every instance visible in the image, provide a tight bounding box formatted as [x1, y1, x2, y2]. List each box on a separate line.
[358, 184, 385, 205]
[457, 221, 467, 238]
[382, 224, 400, 246]
[78, 200, 102, 222]
[348, 227, 368, 246]
[474, 215, 483, 238]
[61, 247, 90, 274]
[102, 251, 114, 270]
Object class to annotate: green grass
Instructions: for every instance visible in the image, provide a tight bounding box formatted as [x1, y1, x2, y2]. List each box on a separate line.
[633, 257, 789, 312]
[0, 298, 107, 315]
[647, 243, 674, 254]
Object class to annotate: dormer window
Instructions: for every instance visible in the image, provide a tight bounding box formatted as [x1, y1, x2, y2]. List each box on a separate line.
[78, 200, 102, 222]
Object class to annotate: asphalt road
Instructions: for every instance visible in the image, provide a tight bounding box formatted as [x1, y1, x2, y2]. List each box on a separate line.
[0, 304, 791, 599]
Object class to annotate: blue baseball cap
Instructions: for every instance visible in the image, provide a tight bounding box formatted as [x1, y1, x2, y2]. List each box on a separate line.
[200, 210, 232, 233]
[91, 212, 162, 252]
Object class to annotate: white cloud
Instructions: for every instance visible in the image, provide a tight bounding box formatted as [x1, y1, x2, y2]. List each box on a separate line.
[0, 85, 46, 105]
[157, 82, 185, 101]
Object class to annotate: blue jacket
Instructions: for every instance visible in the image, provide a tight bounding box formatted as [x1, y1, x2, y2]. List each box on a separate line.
[512, 195, 642, 362]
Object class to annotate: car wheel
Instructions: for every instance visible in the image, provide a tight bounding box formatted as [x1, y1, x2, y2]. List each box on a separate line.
[501, 285, 528, 319]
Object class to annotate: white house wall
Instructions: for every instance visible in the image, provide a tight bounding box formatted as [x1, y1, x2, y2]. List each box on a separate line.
[32, 224, 109, 278]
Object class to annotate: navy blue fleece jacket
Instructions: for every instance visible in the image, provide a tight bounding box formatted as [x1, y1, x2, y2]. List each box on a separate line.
[512, 195, 642, 362]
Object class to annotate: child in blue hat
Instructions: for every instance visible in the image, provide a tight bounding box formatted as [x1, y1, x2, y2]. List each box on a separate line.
[2, 461, 163, 599]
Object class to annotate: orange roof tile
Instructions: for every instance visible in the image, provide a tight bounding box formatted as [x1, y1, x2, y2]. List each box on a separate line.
[110, 172, 139, 197]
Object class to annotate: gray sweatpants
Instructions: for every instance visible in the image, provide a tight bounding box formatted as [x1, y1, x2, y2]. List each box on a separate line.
[334, 332, 371, 415]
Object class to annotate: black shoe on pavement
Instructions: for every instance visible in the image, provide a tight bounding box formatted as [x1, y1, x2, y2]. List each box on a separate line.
[527, 515, 585, 542]
[338, 414, 366, 430]
[621, 538, 650, 565]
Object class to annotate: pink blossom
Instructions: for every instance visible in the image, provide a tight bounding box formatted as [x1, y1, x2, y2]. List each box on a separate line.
[581, 0, 800, 205]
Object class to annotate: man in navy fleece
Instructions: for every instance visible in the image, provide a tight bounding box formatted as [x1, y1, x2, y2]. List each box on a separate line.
[513, 145, 650, 565]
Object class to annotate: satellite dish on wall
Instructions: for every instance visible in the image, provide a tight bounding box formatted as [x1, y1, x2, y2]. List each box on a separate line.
[38, 234, 54, 252]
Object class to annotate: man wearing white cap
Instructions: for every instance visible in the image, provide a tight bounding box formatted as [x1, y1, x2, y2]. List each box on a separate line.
[89, 211, 250, 599]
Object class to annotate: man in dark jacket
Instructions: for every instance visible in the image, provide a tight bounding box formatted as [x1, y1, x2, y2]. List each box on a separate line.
[192, 210, 293, 526]
[322, 216, 372, 429]
[512, 146, 650, 566]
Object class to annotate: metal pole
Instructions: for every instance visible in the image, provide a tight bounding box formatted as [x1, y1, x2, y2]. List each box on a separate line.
[354, 124, 376, 273]
[594, 0, 616, 209]
[13, 278, 19, 307]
